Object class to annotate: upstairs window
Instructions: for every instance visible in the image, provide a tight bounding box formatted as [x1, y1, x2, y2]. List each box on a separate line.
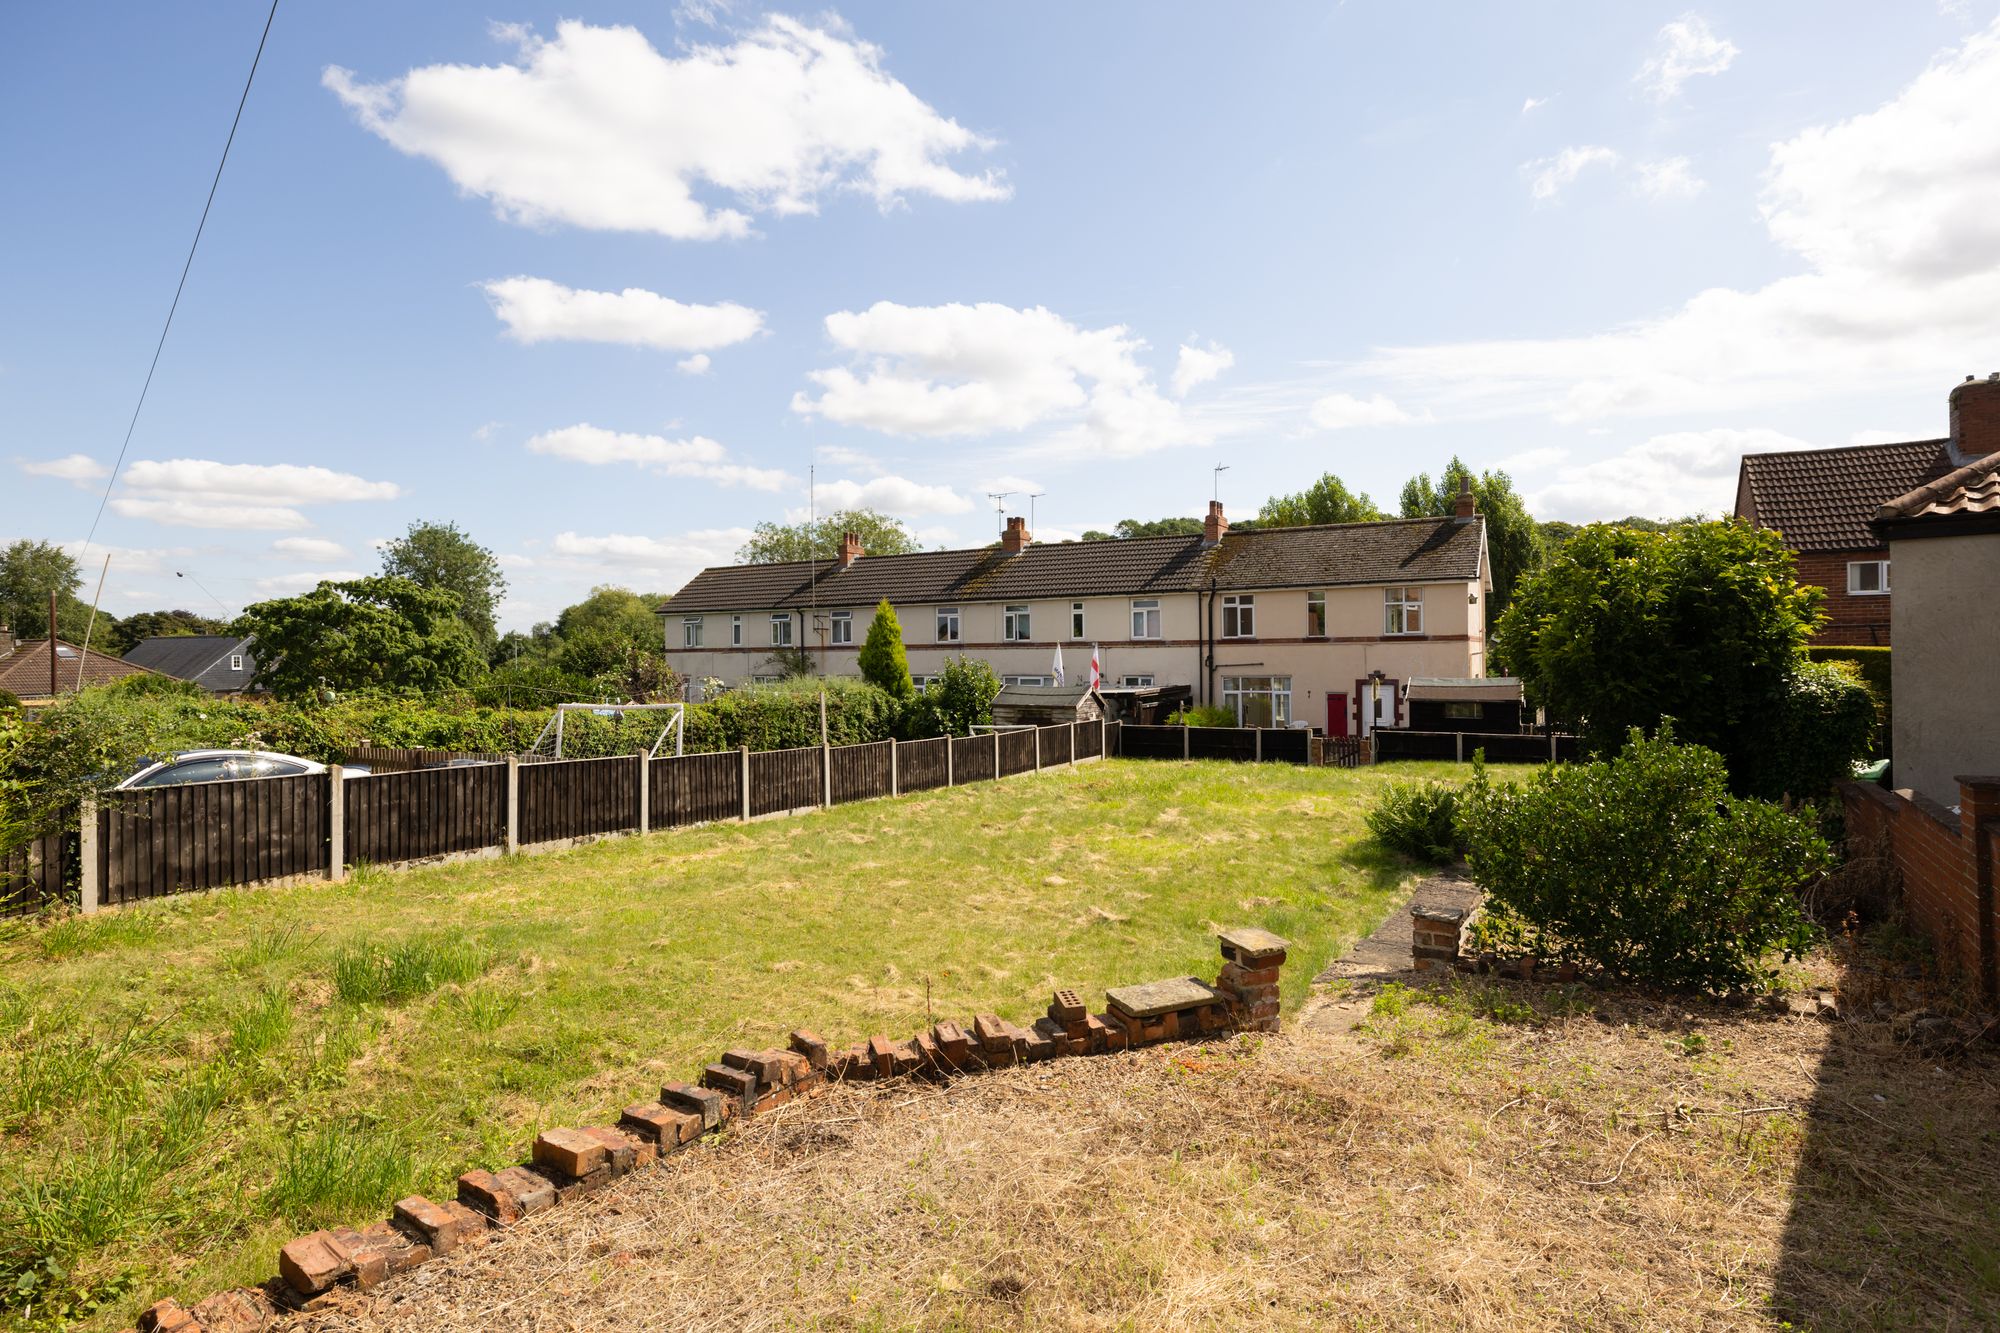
[1071, 601, 1086, 639]
[731, 615, 742, 646]
[229, 654, 245, 671]
[1222, 593, 1255, 639]
[1004, 605, 1032, 641]
[1848, 560, 1890, 595]
[937, 607, 961, 643]
[1120, 674, 1155, 687]
[770, 614, 793, 648]
[1384, 587, 1424, 636]
[830, 610, 853, 644]
[682, 617, 703, 648]
[1002, 674, 1048, 686]
[1130, 598, 1162, 639]
[1306, 591, 1327, 638]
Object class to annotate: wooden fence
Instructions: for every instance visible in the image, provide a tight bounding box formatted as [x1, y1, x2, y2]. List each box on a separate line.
[96, 773, 330, 908]
[1373, 729, 1578, 764]
[1111, 724, 1316, 765]
[340, 745, 515, 773]
[1, 831, 74, 919]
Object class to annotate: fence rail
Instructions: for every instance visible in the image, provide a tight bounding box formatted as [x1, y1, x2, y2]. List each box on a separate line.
[37, 723, 1118, 913]
[1111, 724, 1317, 765]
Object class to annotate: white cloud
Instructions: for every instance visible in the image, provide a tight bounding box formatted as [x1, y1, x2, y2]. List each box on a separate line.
[481, 276, 764, 352]
[473, 420, 503, 442]
[1521, 95, 1551, 115]
[977, 474, 1043, 495]
[324, 16, 1007, 242]
[1351, 21, 2000, 424]
[525, 424, 789, 490]
[272, 537, 351, 561]
[1523, 145, 1620, 200]
[817, 444, 882, 474]
[254, 570, 367, 595]
[677, 353, 712, 376]
[59, 542, 196, 578]
[542, 527, 754, 590]
[1849, 428, 1921, 445]
[1496, 446, 1569, 472]
[1171, 340, 1234, 397]
[1637, 14, 1739, 102]
[793, 301, 1213, 456]
[109, 460, 400, 530]
[19, 453, 109, 484]
[1529, 427, 1816, 521]
[1307, 392, 1419, 430]
[816, 475, 972, 515]
[1635, 156, 1706, 200]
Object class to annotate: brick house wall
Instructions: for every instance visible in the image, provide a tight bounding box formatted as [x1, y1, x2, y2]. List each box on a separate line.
[1843, 777, 2000, 997]
[1793, 550, 1893, 646]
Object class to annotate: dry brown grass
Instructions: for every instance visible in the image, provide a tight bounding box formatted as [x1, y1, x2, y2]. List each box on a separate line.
[284, 938, 2000, 1333]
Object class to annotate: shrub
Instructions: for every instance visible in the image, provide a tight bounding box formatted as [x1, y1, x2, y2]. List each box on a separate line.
[856, 600, 914, 699]
[1732, 660, 1878, 801]
[1459, 728, 1829, 992]
[1806, 645, 1890, 756]
[1165, 704, 1237, 727]
[1364, 780, 1464, 864]
[898, 657, 1001, 738]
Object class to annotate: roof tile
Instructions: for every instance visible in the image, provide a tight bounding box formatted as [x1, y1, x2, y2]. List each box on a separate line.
[1738, 440, 1954, 552]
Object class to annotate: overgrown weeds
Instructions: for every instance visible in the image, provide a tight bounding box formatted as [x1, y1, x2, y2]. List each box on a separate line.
[332, 934, 492, 1005]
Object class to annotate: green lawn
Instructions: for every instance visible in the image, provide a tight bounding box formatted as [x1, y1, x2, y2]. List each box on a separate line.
[0, 757, 1453, 1330]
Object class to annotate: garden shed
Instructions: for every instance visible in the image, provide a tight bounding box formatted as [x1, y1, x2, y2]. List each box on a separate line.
[1403, 677, 1530, 734]
[991, 683, 1106, 729]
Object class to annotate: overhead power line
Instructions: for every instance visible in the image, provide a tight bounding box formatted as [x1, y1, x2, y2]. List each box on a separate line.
[80, 0, 282, 558]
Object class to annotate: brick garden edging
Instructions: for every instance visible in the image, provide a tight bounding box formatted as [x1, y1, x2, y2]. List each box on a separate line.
[129, 927, 1289, 1332]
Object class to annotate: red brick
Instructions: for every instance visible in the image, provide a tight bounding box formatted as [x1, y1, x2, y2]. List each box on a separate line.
[278, 1230, 352, 1296]
[701, 1063, 757, 1104]
[493, 1165, 557, 1216]
[578, 1125, 644, 1174]
[869, 1034, 897, 1077]
[789, 1029, 830, 1070]
[972, 1014, 1010, 1053]
[933, 1020, 970, 1060]
[661, 1081, 726, 1129]
[533, 1127, 607, 1178]
[392, 1195, 463, 1255]
[189, 1287, 277, 1332]
[136, 1300, 198, 1332]
[1048, 988, 1087, 1023]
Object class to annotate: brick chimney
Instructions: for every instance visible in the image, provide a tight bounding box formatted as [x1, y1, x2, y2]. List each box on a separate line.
[1202, 500, 1228, 546]
[1948, 372, 2000, 464]
[1453, 476, 1478, 520]
[1000, 516, 1031, 554]
[835, 531, 863, 569]
[0, 624, 12, 658]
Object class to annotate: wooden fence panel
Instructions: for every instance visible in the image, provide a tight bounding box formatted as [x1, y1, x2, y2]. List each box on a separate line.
[650, 752, 742, 827]
[1115, 724, 1185, 759]
[951, 734, 996, 783]
[344, 765, 506, 866]
[1188, 728, 1257, 762]
[1076, 722, 1104, 760]
[831, 742, 892, 805]
[1261, 729, 1311, 763]
[1035, 725, 1072, 768]
[897, 737, 949, 792]
[998, 728, 1038, 777]
[99, 773, 327, 905]
[341, 745, 512, 774]
[749, 746, 821, 816]
[0, 831, 73, 917]
[518, 756, 639, 845]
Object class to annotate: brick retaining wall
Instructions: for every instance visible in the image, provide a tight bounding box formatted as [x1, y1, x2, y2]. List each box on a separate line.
[1842, 776, 2000, 998]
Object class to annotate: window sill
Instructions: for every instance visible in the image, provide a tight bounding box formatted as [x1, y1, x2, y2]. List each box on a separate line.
[1845, 590, 1891, 597]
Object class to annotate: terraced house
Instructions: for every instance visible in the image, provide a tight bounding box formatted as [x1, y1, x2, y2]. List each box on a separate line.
[660, 493, 1491, 736]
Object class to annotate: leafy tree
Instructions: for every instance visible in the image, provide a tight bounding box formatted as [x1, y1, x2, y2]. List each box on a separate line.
[856, 599, 914, 698]
[233, 575, 484, 698]
[1080, 516, 1207, 541]
[1539, 515, 1692, 548]
[900, 655, 1001, 737]
[1257, 474, 1386, 527]
[1400, 458, 1544, 616]
[550, 587, 668, 684]
[736, 509, 919, 564]
[379, 520, 508, 654]
[1494, 520, 1862, 798]
[0, 539, 88, 639]
[106, 608, 229, 654]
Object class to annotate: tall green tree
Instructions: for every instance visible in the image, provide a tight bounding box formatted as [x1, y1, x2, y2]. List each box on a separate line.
[1400, 458, 1544, 616]
[379, 520, 508, 654]
[1494, 521, 1869, 797]
[0, 539, 88, 639]
[1256, 474, 1387, 528]
[856, 599, 914, 698]
[1079, 516, 1206, 541]
[107, 609, 229, 654]
[737, 509, 919, 564]
[233, 575, 484, 698]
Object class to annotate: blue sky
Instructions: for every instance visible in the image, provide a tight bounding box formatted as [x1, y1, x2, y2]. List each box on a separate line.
[5, 2, 1997, 629]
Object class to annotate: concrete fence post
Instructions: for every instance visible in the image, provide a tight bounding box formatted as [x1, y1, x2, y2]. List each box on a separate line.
[637, 753, 650, 836]
[1034, 728, 1043, 774]
[946, 736, 955, 787]
[78, 796, 100, 914]
[1455, 732, 1464, 763]
[993, 728, 1001, 779]
[1254, 729, 1263, 764]
[823, 742, 832, 808]
[1069, 721, 1077, 766]
[505, 756, 520, 856]
[1183, 726, 1190, 762]
[889, 737, 899, 798]
[739, 746, 751, 822]
[328, 767, 347, 883]
[1101, 716, 1109, 759]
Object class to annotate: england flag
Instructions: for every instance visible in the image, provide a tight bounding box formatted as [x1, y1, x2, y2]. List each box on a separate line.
[1089, 644, 1102, 690]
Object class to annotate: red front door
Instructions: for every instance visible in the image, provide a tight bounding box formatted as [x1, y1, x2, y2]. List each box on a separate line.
[1326, 694, 1349, 737]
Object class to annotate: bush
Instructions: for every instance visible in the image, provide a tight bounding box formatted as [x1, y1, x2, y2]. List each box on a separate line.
[1364, 780, 1464, 864]
[1732, 660, 1878, 801]
[856, 600, 914, 699]
[103, 673, 206, 700]
[898, 657, 1001, 738]
[1459, 728, 1829, 993]
[1806, 645, 1890, 756]
[1165, 704, 1237, 727]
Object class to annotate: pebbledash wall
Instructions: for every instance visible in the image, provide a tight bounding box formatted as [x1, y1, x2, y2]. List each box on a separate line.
[1842, 777, 2000, 999]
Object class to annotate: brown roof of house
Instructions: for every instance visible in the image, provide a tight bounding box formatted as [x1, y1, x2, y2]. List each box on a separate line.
[1874, 449, 2000, 536]
[1736, 439, 1954, 552]
[0, 639, 157, 699]
[659, 516, 1486, 614]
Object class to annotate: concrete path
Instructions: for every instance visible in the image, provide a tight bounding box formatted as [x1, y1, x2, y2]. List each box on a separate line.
[1301, 870, 1481, 1032]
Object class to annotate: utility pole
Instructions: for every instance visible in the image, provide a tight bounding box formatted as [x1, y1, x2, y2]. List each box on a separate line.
[48, 590, 59, 696]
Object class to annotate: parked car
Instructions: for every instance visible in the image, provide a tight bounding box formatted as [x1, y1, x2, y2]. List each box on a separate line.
[113, 749, 371, 790]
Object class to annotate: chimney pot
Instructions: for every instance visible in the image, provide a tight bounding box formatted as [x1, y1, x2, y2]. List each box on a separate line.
[1202, 500, 1228, 546]
[1000, 516, 1030, 554]
[1949, 373, 2000, 464]
[1453, 476, 1478, 519]
[836, 531, 863, 569]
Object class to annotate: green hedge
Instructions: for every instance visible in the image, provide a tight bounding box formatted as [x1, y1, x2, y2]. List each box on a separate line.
[1806, 646, 1890, 757]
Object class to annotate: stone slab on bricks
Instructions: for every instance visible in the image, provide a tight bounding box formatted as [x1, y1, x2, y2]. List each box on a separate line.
[1217, 926, 1289, 967]
[1106, 976, 1228, 1020]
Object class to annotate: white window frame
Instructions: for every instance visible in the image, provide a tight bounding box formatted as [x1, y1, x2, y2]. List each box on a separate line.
[682, 617, 703, 649]
[1306, 591, 1327, 639]
[829, 610, 853, 645]
[909, 675, 932, 690]
[1221, 675, 1293, 727]
[1384, 586, 1424, 636]
[1070, 601, 1086, 640]
[1120, 674, 1155, 688]
[731, 615, 742, 647]
[770, 614, 793, 648]
[1130, 598, 1162, 640]
[229, 654, 245, 671]
[936, 606, 961, 643]
[1004, 604, 1032, 641]
[1002, 674, 1050, 687]
[1847, 560, 1890, 595]
[1221, 593, 1256, 639]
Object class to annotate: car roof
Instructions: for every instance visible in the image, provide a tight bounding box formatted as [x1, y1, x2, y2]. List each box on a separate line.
[162, 749, 309, 763]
